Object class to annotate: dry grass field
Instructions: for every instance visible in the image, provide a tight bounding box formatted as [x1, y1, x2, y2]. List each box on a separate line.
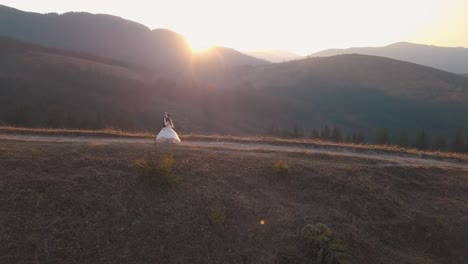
[1, 126, 467, 162]
[1, 129, 467, 263]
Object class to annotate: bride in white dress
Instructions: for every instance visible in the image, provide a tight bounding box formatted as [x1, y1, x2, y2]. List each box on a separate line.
[156, 112, 181, 143]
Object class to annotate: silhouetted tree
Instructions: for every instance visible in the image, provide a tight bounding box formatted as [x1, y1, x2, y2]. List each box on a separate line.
[310, 128, 319, 138]
[431, 135, 447, 151]
[373, 128, 388, 145]
[321, 125, 330, 140]
[398, 130, 410, 147]
[331, 127, 343, 142]
[268, 123, 280, 137]
[450, 129, 465, 153]
[413, 130, 429, 150]
[298, 125, 304, 138]
[352, 131, 365, 143]
[345, 135, 352, 142]
[281, 128, 291, 138]
[293, 125, 299, 138]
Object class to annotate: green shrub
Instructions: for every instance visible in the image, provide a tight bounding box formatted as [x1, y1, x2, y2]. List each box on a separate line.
[135, 151, 179, 186]
[273, 160, 289, 176]
[208, 206, 226, 225]
[299, 223, 353, 264]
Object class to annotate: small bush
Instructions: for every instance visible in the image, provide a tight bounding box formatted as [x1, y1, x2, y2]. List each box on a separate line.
[208, 206, 227, 225]
[273, 160, 289, 176]
[135, 151, 179, 186]
[299, 223, 353, 264]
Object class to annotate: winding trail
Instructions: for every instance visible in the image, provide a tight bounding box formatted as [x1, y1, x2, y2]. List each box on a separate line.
[1, 133, 467, 171]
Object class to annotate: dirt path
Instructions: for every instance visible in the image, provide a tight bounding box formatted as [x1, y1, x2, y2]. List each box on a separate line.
[1, 133, 467, 170]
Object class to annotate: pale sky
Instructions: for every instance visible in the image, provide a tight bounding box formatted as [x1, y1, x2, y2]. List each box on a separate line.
[2, 0, 467, 54]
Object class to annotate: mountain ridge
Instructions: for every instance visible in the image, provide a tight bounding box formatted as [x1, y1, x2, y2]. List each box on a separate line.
[0, 4, 268, 75]
[310, 42, 468, 74]
[244, 50, 303, 63]
[1, 37, 467, 141]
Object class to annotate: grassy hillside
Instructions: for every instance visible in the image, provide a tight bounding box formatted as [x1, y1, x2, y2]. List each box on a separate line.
[1, 139, 467, 263]
[1, 37, 467, 149]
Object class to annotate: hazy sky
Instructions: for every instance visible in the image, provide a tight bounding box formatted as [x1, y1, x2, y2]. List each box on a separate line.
[2, 0, 467, 54]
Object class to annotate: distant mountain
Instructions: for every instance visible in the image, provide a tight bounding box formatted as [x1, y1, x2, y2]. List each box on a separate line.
[0, 5, 267, 75]
[220, 54, 468, 137]
[310, 42, 468, 74]
[244, 50, 303, 63]
[2, 37, 467, 141]
[0, 37, 270, 134]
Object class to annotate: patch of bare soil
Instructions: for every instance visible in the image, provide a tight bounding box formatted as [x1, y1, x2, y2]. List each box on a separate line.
[1, 140, 467, 263]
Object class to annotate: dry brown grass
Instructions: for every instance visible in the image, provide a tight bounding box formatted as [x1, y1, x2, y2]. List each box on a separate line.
[0, 125, 154, 138]
[2, 126, 466, 162]
[183, 134, 468, 161]
[1, 138, 467, 263]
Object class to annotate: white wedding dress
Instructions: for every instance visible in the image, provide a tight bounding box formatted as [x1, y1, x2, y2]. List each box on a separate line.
[156, 118, 181, 143]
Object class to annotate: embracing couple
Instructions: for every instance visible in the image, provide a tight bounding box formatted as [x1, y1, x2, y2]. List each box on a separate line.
[156, 112, 181, 143]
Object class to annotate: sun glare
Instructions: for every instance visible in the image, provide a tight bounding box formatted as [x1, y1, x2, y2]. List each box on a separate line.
[189, 38, 214, 52]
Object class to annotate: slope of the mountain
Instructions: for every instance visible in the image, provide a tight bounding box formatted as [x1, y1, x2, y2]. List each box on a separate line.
[244, 50, 303, 63]
[187, 46, 269, 85]
[310, 42, 468, 74]
[0, 5, 192, 73]
[0, 37, 269, 134]
[0, 5, 268, 74]
[1, 38, 467, 142]
[196, 47, 269, 66]
[221, 54, 468, 137]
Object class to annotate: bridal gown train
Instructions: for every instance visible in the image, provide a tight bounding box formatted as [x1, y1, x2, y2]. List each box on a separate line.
[156, 119, 181, 143]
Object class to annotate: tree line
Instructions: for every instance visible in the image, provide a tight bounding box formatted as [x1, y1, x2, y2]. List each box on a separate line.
[269, 124, 467, 153]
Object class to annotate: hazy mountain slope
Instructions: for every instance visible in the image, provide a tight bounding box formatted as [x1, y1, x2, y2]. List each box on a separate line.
[0, 5, 192, 73]
[1, 38, 467, 141]
[222, 54, 468, 137]
[310, 42, 468, 74]
[196, 47, 269, 65]
[0, 37, 271, 134]
[244, 50, 303, 63]
[0, 5, 268, 74]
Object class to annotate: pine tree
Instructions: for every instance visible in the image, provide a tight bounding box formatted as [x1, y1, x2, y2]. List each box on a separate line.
[398, 130, 410, 147]
[331, 127, 343, 142]
[431, 135, 447, 151]
[268, 123, 280, 137]
[321, 125, 331, 140]
[373, 128, 388, 145]
[345, 135, 352, 142]
[450, 129, 465, 153]
[298, 125, 304, 138]
[293, 125, 299, 138]
[414, 130, 429, 150]
[310, 128, 319, 138]
[281, 128, 291, 138]
[352, 131, 365, 143]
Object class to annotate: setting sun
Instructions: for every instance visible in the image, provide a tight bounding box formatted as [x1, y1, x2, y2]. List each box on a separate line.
[188, 38, 213, 52]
